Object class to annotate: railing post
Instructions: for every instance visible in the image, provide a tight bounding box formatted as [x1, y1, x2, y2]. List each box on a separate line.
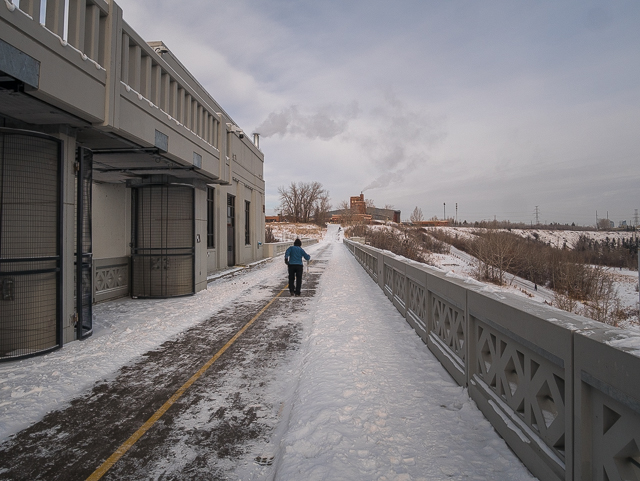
[140, 54, 152, 99]
[169, 81, 178, 119]
[185, 93, 192, 129]
[84, 3, 101, 62]
[160, 72, 170, 112]
[128, 44, 141, 92]
[151, 63, 161, 106]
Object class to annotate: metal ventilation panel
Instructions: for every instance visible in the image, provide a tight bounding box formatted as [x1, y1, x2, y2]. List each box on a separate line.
[0, 129, 62, 361]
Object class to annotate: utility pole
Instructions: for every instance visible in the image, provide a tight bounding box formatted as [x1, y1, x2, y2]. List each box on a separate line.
[443, 202, 446, 221]
[596, 211, 598, 230]
[455, 203, 458, 225]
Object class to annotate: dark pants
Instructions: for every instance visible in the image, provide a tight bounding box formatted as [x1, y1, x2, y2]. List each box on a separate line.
[288, 264, 304, 295]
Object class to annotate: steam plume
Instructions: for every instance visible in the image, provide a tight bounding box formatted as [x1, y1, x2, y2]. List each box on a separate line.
[255, 103, 359, 140]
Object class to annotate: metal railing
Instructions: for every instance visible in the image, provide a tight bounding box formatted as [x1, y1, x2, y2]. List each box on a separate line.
[345, 238, 640, 481]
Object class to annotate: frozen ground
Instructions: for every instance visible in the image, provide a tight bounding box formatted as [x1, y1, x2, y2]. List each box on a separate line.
[268, 227, 535, 480]
[0, 225, 537, 480]
[430, 226, 638, 249]
[267, 222, 325, 242]
[403, 225, 639, 327]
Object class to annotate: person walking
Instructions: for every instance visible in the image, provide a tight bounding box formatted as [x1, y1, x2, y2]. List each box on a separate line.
[284, 238, 311, 296]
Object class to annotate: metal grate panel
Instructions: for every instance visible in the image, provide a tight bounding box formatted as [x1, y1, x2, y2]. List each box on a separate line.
[131, 184, 194, 298]
[0, 129, 61, 360]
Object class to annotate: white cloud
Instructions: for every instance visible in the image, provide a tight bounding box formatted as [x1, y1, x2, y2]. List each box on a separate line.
[114, 0, 640, 224]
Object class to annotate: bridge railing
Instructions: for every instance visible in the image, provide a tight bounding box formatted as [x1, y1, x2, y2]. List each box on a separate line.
[263, 238, 318, 258]
[344, 238, 640, 481]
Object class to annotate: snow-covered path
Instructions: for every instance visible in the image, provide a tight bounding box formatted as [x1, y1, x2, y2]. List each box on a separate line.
[0, 225, 536, 480]
[269, 227, 535, 480]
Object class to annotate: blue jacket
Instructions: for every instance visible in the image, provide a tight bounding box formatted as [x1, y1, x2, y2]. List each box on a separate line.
[285, 245, 310, 265]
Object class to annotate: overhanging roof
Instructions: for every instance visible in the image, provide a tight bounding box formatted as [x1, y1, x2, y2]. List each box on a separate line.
[91, 148, 222, 184]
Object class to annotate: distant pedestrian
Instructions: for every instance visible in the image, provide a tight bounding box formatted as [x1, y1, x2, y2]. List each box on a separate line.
[285, 238, 311, 296]
[534, 283, 537, 291]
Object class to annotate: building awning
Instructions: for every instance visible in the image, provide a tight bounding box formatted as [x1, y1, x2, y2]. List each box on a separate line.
[91, 148, 222, 184]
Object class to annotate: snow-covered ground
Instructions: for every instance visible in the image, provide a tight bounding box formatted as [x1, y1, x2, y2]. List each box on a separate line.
[0, 261, 281, 441]
[429, 225, 637, 249]
[0, 225, 536, 480]
[433, 240, 639, 329]
[372, 224, 639, 328]
[264, 227, 535, 480]
[267, 222, 325, 242]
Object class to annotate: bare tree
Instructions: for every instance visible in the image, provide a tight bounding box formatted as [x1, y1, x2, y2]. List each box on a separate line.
[314, 191, 332, 225]
[597, 218, 612, 231]
[472, 230, 523, 285]
[410, 206, 424, 223]
[278, 181, 331, 224]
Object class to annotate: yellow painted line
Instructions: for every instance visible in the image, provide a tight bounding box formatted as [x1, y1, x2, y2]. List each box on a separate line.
[86, 286, 288, 481]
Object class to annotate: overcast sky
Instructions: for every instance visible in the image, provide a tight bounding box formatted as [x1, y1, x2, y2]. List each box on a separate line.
[114, 0, 639, 225]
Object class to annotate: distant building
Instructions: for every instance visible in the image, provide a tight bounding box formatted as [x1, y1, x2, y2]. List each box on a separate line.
[328, 194, 400, 224]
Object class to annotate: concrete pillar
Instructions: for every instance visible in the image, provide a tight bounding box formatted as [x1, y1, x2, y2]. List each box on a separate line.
[169, 80, 178, 118]
[120, 33, 130, 83]
[151, 63, 162, 106]
[194, 186, 207, 292]
[84, 4, 101, 62]
[184, 93, 192, 130]
[140, 55, 152, 99]
[177, 88, 185, 125]
[128, 44, 141, 91]
[160, 73, 170, 113]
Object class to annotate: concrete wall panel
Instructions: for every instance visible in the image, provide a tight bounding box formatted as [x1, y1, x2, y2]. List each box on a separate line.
[93, 183, 128, 259]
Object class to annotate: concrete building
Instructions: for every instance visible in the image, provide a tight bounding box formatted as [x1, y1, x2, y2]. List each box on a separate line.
[0, 0, 265, 360]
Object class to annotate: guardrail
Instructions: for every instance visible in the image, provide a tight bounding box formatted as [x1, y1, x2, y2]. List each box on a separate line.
[262, 239, 318, 259]
[344, 238, 640, 481]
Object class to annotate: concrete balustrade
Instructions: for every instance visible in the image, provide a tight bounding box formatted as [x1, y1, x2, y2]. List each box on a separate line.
[344, 238, 640, 481]
[262, 239, 319, 259]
